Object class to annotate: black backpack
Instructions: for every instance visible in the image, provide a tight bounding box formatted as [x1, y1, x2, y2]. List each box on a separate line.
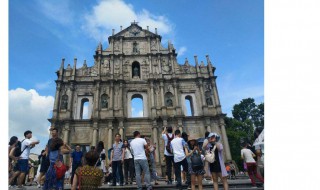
[165, 134, 174, 154]
[190, 151, 204, 171]
[13, 139, 26, 157]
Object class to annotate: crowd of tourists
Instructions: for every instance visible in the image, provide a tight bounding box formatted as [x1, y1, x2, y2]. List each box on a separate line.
[8, 126, 264, 190]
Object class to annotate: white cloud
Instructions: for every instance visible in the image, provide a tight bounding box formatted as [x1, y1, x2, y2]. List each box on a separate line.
[138, 111, 144, 117]
[35, 81, 53, 90]
[9, 88, 54, 154]
[82, 0, 173, 41]
[37, 0, 74, 25]
[177, 46, 187, 57]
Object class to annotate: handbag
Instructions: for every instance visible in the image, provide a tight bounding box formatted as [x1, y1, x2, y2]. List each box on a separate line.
[205, 145, 216, 163]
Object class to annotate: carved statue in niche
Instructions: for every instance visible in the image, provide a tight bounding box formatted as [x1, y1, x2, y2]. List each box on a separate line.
[101, 94, 109, 108]
[114, 41, 120, 51]
[132, 41, 139, 54]
[61, 95, 68, 110]
[162, 58, 171, 73]
[166, 98, 173, 107]
[205, 91, 213, 106]
[133, 66, 139, 77]
[151, 40, 156, 50]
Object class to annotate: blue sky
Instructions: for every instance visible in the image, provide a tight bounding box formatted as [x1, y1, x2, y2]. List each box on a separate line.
[8, 0, 263, 154]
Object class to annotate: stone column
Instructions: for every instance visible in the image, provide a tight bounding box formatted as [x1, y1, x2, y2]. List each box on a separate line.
[150, 81, 155, 107]
[94, 83, 100, 118]
[68, 83, 75, 119]
[152, 125, 160, 163]
[173, 80, 179, 106]
[53, 83, 61, 117]
[119, 82, 123, 108]
[211, 80, 221, 107]
[92, 122, 98, 146]
[63, 123, 70, 163]
[109, 82, 114, 108]
[159, 80, 164, 106]
[108, 121, 113, 149]
[198, 79, 206, 106]
[220, 119, 232, 161]
[119, 120, 124, 138]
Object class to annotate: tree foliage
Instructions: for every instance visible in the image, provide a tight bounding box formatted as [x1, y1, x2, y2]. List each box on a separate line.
[226, 98, 264, 171]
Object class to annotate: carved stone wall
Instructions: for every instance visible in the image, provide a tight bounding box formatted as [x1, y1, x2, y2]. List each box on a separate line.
[49, 23, 232, 174]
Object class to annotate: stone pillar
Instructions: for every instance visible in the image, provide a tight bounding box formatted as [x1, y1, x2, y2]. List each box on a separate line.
[160, 80, 164, 107]
[53, 83, 61, 117]
[119, 120, 124, 138]
[63, 123, 70, 164]
[92, 122, 98, 146]
[108, 121, 113, 149]
[94, 83, 100, 118]
[119, 82, 123, 108]
[152, 125, 160, 163]
[109, 82, 114, 109]
[68, 83, 75, 119]
[220, 119, 232, 161]
[150, 81, 155, 107]
[211, 80, 221, 107]
[173, 80, 179, 106]
[198, 79, 206, 106]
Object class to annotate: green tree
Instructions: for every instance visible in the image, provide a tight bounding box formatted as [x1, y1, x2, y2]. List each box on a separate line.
[226, 98, 264, 171]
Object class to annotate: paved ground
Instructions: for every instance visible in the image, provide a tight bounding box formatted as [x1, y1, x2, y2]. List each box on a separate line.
[9, 178, 264, 190]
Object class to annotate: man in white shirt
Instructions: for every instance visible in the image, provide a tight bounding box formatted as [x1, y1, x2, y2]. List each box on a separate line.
[130, 131, 152, 190]
[161, 126, 174, 184]
[17, 130, 40, 190]
[170, 129, 189, 190]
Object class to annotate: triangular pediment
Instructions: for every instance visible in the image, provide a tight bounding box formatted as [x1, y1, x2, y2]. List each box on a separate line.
[112, 23, 159, 39]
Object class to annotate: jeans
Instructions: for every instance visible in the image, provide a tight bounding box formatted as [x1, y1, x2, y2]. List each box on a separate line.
[165, 155, 174, 182]
[174, 158, 189, 187]
[134, 159, 152, 190]
[112, 161, 124, 185]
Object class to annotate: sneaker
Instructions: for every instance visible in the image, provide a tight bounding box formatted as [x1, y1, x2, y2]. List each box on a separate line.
[37, 184, 41, 188]
[187, 185, 191, 190]
[116, 182, 120, 186]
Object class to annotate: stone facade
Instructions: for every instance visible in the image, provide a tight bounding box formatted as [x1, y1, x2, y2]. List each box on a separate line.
[49, 22, 232, 173]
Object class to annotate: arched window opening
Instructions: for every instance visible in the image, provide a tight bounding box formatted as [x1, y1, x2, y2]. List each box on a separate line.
[131, 94, 143, 117]
[80, 98, 89, 119]
[132, 61, 140, 78]
[185, 95, 194, 116]
[101, 94, 109, 108]
[165, 92, 174, 107]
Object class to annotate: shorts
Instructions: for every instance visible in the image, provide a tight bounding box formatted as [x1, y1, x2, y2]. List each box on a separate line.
[17, 159, 29, 173]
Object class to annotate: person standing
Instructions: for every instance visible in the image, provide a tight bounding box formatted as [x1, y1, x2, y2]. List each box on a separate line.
[170, 129, 189, 190]
[130, 131, 153, 190]
[229, 162, 236, 180]
[123, 140, 134, 185]
[206, 133, 229, 190]
[43, 127, 71, 190]
[241, 143, 264, 188]
[161, 126, 175, 184]
[96, 141, 107, 175]
[146, 138, 160, 185]
[16, 130, 40, 190]
[110, 133, 124, 186]
[185, 135, 205, 190]
[70, 144, 83, 185]
[37, 146, 49, 188]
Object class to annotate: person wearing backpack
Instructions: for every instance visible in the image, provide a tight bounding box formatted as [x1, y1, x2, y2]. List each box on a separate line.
[16, 130, 40, 190]
[184, 135, 205, 190]
[161, 126, 175, 184]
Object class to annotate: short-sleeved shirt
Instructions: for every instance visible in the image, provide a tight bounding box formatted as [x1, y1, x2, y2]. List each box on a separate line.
[162, 133, 174, 156]
[124, 147, 133, 159]
[112, 142, 123, 161]
[241, 148, 256, 163]
[170, 137, 187, 163]
[130, 138, 147, 160]
[71, 151, 83, 163]
[20, 139, 32, 159]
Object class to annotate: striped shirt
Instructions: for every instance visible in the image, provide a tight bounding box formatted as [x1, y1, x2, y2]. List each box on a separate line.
[112, 142, 123, 161]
